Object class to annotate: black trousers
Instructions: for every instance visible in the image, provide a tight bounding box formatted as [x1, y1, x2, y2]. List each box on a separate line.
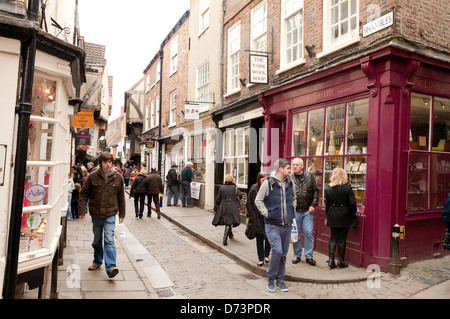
[134, 193, 146, 217]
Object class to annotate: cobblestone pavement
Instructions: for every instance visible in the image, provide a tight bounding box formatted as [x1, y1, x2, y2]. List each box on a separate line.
[124, 196, 450, 299]
[124, 206, 294, 299]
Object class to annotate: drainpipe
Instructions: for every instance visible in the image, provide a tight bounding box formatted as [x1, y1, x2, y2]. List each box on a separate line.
[3, 0, 39, 299]
[157, 47, 163, 173]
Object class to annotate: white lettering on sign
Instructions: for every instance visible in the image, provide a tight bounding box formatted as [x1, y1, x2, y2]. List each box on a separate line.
[249, 55, 268, 84]
[363, 12, 394, 37]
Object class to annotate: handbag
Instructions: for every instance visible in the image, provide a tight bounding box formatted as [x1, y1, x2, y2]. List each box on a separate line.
[235, 186, 244, 213]
[245, 217, 257, 240]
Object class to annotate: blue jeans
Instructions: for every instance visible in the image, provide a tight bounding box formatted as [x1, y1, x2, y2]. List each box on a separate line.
[67, 195, 73, 219]
[181, 181, 191, 206]
[91, 215, 117, 272]
[293, 210, 314, 258]
[265, 223, 291, 282]
[167, 185, 179, 205]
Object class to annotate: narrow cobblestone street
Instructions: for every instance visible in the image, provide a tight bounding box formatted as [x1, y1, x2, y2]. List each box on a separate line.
[122, 195, 449, 299]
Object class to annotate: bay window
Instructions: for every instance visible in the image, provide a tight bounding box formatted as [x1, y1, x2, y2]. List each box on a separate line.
[407, 93, 450, 212]
[291, 98, 369, 207]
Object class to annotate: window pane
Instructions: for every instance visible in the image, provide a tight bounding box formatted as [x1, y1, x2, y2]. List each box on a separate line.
[308, 109, 324, 156]
[431, 153, 450, 209]
[345, 155, 367, 206]
[306, 157, 323, 201]
[32, 76, 56, 118]
[432, 97, 450, 150]
[292, 112, 307, 156]
[25, 166, 51, 206]
[325, 157, 344, 186]
[20, 211, 48, 253]
[408, 152, 429, 210]
[347, 98, 369, 154]
[410, 93, 430, 150]
[28, 122, 54, 161]
[326, 104, 345, 155]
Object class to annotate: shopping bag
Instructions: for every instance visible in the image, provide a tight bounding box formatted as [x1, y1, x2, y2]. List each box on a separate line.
[291, 219, 298, 243]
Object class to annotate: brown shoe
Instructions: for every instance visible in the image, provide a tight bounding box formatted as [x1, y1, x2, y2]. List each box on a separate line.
[107, 267, 119, 278]
[88, 263, 101, 271]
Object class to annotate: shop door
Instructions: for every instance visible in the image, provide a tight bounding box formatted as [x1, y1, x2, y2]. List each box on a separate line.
[276, 118, 286, 159]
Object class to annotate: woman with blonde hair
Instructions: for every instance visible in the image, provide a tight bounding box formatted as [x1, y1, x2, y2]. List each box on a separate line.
[325, 167, 357, 269]
[212, 174, 243, 245]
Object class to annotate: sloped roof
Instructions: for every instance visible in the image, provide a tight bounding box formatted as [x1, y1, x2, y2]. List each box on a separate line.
[84, 42, 106, 65]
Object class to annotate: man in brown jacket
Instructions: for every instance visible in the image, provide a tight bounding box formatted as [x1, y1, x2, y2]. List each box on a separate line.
[79, 152, 125, 278]
[147, 167, 164, 219]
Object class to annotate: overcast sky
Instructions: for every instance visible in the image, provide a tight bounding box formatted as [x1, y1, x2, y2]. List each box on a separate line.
[78, 0, 190, 121]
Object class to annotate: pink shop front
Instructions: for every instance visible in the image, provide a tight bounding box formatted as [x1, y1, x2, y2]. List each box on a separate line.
[259, 46, 450, 271]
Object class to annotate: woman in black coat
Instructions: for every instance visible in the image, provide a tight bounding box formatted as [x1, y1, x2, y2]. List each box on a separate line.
[212, 174, 243, 245]
[246, 172, 271, 266]
[131, 170, 149, 218]
[325, 167, 357, 269]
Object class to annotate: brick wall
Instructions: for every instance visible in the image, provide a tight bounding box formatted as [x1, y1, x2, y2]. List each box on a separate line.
[222, 0, 449, 108]
[160, 15, 190, 139]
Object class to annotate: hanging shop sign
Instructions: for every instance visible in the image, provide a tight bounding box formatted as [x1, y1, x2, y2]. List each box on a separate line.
[249, 54, 268, 84]
[72, 110, 95, 128]
[75, 129, 91, 151]
[185, 104, 200, 120]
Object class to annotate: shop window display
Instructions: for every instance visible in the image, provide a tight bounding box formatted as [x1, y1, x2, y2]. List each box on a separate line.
[189, 133, 206, 182]
[408, 94, 450, 213]
[223, 127, 249, 187]
[21, 75, 56, 253]
[291, 98, 369, 207]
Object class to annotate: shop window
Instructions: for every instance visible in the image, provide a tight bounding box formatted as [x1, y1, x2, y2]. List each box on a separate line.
[189, 133, 206, 182]
[223, 127, 249, 186]
[408, 94, 450, 213]
[290, 98, 369, 208]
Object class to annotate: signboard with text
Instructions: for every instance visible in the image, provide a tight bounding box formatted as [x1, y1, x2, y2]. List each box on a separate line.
[249, 54, 268, 84]
[185, 104, 200, 120]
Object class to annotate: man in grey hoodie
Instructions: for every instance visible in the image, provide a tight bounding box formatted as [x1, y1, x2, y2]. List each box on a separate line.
[255, 158, 296, 293]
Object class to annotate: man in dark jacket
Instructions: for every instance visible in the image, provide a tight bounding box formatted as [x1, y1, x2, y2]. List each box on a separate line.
[290, 157, 319, 266]
[147, 168, 164, 219]
[166, 164, 180, 206]
[181, 161, 193, 207]
[79, 152, 125, 278]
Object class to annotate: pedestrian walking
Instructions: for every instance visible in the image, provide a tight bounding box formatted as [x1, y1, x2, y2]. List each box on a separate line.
[78, 152, 126, 279]
[71, 183, 81, 219]
[212, 174, 242, 246]
[147, 167, 164, 219]
[166, 164, 180, 206]
[181, 161, 194, 207]
[67, 173, 74, 220]
[255, 158, 296, 293]
[325, 167, 357, 269]
[290, 158, 319, 266]
[246, 171, 271, 267]
[131, 170, 149, 218]
[124, 168, 131, 187]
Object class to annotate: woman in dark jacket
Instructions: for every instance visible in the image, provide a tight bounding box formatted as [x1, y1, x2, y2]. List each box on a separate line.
[325, 167, 357, 269]
[131, 170, 149, 218]
[442, 194, 450, 250]
[246, 172, 271, 266]
[213, 174, 243, 245]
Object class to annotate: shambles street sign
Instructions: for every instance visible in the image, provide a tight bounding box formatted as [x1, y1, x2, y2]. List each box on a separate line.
[363, 12, 393, 37]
